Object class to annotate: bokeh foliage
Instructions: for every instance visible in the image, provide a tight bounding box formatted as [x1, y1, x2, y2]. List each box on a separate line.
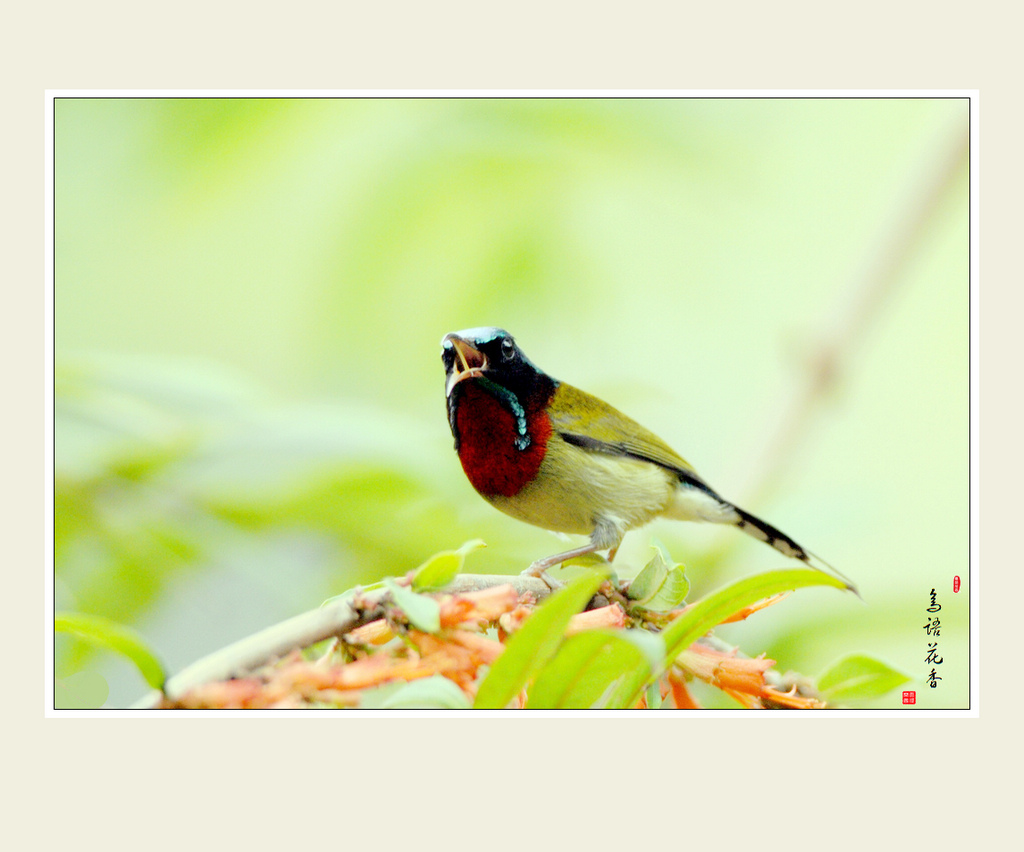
[54, 97, 969, 708]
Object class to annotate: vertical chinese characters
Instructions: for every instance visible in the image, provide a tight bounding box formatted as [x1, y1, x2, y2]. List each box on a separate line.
[924, 589, 942, 688]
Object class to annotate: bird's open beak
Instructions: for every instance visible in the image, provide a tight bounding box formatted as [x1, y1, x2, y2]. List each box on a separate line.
[443, 333, 488, 398]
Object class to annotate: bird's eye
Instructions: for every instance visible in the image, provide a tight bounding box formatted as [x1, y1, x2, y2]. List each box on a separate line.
[500, 338, 515, 361]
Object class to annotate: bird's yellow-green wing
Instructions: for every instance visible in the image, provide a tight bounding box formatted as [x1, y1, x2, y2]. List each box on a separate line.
[548, 382, 715, 491]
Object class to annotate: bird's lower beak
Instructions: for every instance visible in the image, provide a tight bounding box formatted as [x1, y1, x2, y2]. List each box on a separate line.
[443, 334, 488, 397]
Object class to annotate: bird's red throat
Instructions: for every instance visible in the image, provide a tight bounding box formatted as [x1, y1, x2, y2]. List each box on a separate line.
[454, 381, 552, 498]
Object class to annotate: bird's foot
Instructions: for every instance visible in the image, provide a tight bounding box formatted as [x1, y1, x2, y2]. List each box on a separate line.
[521, 561, 565, 591]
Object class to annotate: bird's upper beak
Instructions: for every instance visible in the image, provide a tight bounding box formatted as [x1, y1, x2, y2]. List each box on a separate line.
[442, 333, 488, 398]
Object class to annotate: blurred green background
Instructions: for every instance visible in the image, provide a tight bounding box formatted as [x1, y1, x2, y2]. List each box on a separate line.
[54, 97, 969, 709]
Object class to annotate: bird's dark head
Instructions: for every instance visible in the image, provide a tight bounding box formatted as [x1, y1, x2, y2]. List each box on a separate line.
[441, 328, 556, 447]
[441, 327, 549, 400]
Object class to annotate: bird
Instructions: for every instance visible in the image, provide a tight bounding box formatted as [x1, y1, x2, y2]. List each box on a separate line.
[441, 327, 855, 593]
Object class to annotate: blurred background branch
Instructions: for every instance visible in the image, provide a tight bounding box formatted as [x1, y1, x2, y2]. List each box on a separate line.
[744, 120, 970, 509]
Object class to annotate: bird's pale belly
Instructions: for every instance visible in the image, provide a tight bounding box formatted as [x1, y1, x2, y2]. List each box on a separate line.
[483, 434, 678, 537]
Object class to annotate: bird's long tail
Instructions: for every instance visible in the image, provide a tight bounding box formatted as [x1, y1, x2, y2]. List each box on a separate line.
[732, 506, 860, 596]
[667, 474, 859, 595]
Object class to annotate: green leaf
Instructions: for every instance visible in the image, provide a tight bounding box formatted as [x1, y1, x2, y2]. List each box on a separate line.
[644, 567, 690, 611]
[362, 675, 472, 709]
[525, 629, 656, 709]
[660, 568, 849, 667]
[618, 627, 666, 670]
[412, 539, 486, 591]
[627, 542, 689, 611]
[627, 551, 668, 603]
[818, 655, 910, 703]
[473, 570, 606, 709]
[559, 552, 611, 569]
[384, 579, 441, 633]
[55, 612, 167, 691]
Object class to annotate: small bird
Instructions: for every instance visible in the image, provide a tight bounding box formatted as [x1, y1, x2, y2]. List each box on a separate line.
[441, 327, 854, 592]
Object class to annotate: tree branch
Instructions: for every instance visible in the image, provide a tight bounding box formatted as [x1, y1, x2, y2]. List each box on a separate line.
[131, 573, 554, 708]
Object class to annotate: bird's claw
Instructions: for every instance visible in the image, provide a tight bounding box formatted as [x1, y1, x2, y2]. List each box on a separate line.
[521, 563, 564, 591]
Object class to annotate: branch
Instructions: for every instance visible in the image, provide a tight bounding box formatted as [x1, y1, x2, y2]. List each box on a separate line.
[131, 573, 554, 708]
[130, 563, 844, 709]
